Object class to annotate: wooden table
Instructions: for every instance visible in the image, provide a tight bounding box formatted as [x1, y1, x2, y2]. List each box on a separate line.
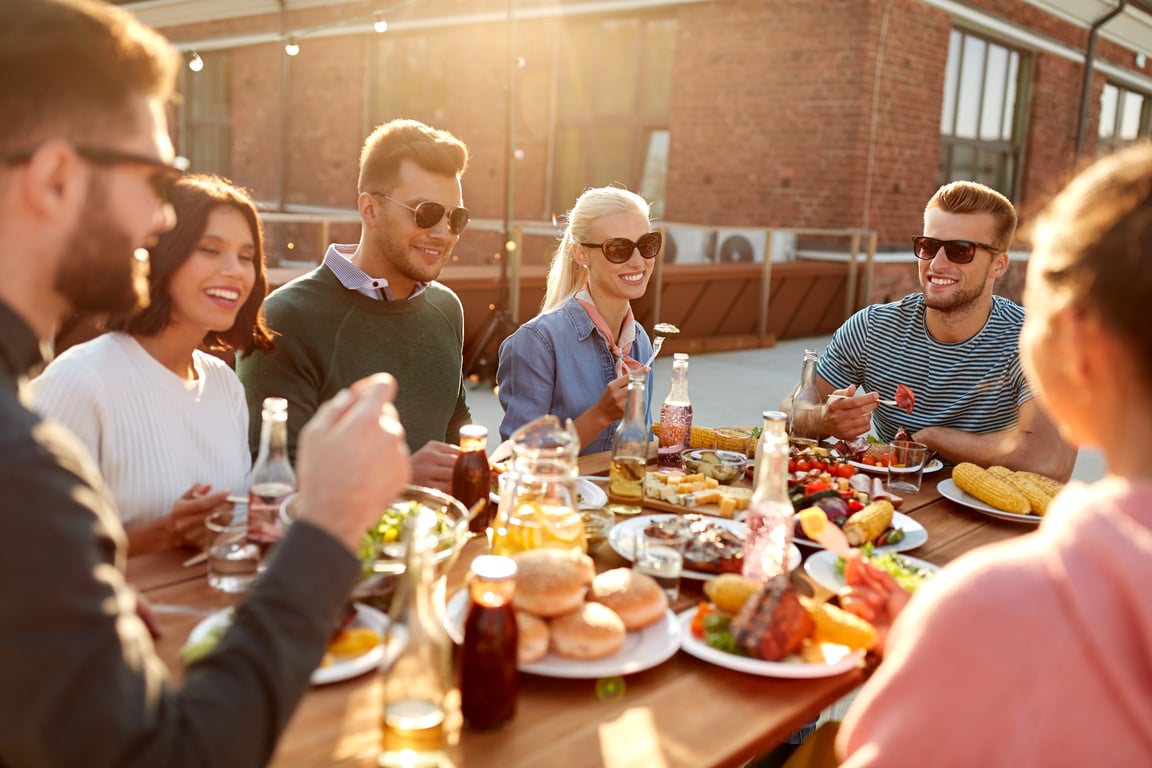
[133, 455, 1037, 767]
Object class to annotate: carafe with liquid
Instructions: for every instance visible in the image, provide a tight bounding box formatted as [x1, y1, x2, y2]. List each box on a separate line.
[609, 369, 649, 515]
[379, 509, 452, 767]
[789, 348, 823, 449]
[743, 411, 794, 580]
[248, 397, 295, 564]
[657, 353, 692, 468]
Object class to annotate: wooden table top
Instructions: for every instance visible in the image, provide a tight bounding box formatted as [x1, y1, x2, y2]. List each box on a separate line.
[132, 454, 1039, 767]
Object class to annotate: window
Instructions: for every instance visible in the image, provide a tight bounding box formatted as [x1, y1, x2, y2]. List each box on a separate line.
[1098, 82, 1151, 156]
[553, 16, 675, 218]
[369, 35, 450, 127]
[938, 30, 1028, 198]
[180, 50, 232, 176]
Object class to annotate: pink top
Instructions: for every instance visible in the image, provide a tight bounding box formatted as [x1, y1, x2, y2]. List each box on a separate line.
[838, 478, 1152, 766]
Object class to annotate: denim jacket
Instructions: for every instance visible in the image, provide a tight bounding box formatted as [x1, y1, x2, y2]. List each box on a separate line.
[496, 297, 653, 455]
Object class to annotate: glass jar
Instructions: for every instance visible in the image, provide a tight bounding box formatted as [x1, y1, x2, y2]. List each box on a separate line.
[490, 415, 585, 556]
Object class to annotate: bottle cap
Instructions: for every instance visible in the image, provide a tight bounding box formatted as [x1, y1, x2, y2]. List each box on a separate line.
[673, 352, 689, 362]
[459, 424, 488, 440]
[471, 555, 517, 582]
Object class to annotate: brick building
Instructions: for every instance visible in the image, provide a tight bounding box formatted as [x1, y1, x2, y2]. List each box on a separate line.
[119, 0, 1152, 350]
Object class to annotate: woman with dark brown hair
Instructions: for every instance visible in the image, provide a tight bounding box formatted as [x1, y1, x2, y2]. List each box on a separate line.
[33, 174, 274, 554]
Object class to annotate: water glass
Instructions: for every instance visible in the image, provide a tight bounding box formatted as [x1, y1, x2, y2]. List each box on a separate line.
[633, 528, 686, 601]
[887, 440, 929, 494]
[205, 506, 260, 594]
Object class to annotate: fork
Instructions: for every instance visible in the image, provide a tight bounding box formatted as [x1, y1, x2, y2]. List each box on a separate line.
[827, 393, 898, 406]
[642, 335, 667, 368]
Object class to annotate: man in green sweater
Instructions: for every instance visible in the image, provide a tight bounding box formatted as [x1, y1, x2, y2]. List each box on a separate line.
[239, 119, 473, 492]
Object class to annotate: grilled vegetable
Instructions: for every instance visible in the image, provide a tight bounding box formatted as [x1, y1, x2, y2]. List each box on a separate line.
[842, 500, 895, 546]
[953, 462, 1031, 515]
[1015, 471, 1064, 498]
[799, 597, 877, 651]
[703, 573, 762, 614]
[987, 466, 1054, 515]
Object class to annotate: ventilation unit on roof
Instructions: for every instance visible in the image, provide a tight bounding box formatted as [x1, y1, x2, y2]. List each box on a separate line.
[713, 228, 797, 263]
[662, 226, 716, 265]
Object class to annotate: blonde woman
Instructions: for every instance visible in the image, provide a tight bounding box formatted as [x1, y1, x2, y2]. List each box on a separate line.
[497, 187, 657, 454]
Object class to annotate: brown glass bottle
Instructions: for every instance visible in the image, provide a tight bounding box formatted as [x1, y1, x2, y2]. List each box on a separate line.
[452, 425, 491, 534]
[460, 555, 518, 730]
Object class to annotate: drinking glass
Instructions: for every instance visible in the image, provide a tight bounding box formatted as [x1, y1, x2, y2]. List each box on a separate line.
[633, 528, 687, 601]
[205, 505, 260, 593]
[887, 440, 929, 494]
[714, 427, 755, 457]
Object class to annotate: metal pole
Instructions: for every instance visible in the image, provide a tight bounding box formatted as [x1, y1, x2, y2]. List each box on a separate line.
[1075, 0, 1127, 161]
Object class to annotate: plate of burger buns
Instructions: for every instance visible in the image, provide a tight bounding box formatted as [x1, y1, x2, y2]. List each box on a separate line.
[446, 548, 681, 678]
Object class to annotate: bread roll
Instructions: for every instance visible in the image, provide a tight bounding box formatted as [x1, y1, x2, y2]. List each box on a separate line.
[588, 568, 668, 630]
[515, 611, 550, 664]
[549, 602, 626, 660]
[511, 548, 595, 617]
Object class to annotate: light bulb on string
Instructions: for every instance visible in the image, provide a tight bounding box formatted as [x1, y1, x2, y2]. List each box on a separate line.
[188, 51, 204, 72]
[284, 37, 300, 56]
[373, 12, 388, 34]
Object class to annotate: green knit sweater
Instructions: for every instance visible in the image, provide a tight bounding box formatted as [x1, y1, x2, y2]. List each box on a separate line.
[237, 265, 470, 460]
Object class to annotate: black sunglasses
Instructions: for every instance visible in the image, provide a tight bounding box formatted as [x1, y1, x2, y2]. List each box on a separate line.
[3, 145, 189, 202]
[579, 231, 663, 264]
[912, 236, 1002, 264]
[371, 193, 470, 235]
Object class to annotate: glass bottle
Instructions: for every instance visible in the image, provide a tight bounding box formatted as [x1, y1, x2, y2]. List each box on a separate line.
[248, 397, 295, 563]
[743, 411, 794, 581]
[608, 369, 649, 515]
[379, 509, 452, 767]
[460, 555, 518, 730]
[789, 348, 823, 449]
[452, 425, 491, 535]
[490, 415, 584, 556]
[657, 353, 692, 469]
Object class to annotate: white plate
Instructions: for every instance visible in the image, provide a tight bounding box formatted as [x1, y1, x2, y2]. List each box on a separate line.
[790, 510, 927, 553]
[802, 549, 940, 593]
[676, 609, 865, 678]
[576, 478, 608, 510]
[187, 603, 404, 686]
[607, 514, 801, 579]
[444, 591, 680, 678]
[937, 478, 1042, 525]
[846, 457, 945, 475]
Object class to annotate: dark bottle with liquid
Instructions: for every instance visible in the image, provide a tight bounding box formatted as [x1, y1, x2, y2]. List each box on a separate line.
[460, 555, 518, 730]
[452, 425, 491, 535]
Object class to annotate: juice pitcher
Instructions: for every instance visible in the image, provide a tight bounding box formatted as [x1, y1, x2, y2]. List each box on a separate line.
[490, 415, 585, 556]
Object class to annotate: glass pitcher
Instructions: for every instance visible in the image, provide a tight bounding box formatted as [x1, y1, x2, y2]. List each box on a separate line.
[490, 415, 586, 556]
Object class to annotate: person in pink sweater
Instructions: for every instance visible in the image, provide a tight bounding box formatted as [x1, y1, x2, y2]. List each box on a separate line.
[837, 144, 1152, 765]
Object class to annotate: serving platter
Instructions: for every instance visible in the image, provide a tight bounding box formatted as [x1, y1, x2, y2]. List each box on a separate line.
[802, 549, 940, 593]
[444, 591, 681, 678]
[937, 478, 1043, 525]
[676, 609, 865, 678]
[607, 514, 801, 579]
[788, 510, 927, 553]
[186, 603, 404, 685]
[846, 457, 945, 475]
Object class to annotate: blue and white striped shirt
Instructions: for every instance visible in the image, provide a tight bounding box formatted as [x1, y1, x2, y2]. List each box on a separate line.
[816, 293, 1032, 442]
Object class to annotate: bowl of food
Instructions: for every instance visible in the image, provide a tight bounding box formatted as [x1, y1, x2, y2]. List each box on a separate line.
[681, 449, 749, 485]
[280, 485, 471, 609]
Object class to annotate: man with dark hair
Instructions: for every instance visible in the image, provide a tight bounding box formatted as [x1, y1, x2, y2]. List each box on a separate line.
[0, 1, 410, 764]
[238, 118, 474, 492]
[785, 181, 1075, 479]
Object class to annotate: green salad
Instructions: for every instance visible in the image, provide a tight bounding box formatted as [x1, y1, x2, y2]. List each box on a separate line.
[357, 500, 453, 568]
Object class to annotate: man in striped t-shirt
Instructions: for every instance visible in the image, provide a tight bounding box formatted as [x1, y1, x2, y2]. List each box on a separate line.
[787, 181, 1074, 480]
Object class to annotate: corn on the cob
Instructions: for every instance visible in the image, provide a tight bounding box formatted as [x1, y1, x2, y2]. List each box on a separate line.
[703, 573, 762, 614]
[953, 462, 1031, 515]
[1015, 470, 1064, 498]
[842, 500, 894, 546]
[799, 596, 877, 651]
[986, 467, 1055, 515]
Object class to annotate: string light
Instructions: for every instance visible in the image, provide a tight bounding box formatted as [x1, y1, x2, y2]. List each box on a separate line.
[284, 37, 300, 56]
[373, 12, 389, 34]
[188, 51, 204, 72]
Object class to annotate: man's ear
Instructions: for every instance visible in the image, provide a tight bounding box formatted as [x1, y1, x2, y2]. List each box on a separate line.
[22, 141, 87, 221]
[358, 192, 377, 228]
[991, 250, 1010, 279]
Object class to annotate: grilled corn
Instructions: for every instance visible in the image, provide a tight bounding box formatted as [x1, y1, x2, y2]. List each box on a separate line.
[953, 462, 1031, 515]
[988, 466, 1054, 516]
[703, 573, 762, 614]
[1015, 470, 1065, 498]
[799, 597, 877, 651]
[842, 500, 895, 546]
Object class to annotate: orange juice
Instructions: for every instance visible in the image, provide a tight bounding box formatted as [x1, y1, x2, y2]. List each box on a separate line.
[490, 501, 585, 556]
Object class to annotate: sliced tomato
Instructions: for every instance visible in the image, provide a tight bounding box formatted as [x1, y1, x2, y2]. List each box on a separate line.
[690, 602, 713, 638]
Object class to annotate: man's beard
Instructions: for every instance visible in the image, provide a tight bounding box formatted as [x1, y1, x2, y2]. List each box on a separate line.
[54, 180, 151, 315]
[376, 221, 449, 286]
[922, 262, 994, 315]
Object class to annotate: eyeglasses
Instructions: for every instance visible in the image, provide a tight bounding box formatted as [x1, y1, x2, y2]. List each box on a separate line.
[370, 193, 470, 235]
[3, 145, 189, 202]
[579, 232, 663, 264]
[912, 236, 1002, 264]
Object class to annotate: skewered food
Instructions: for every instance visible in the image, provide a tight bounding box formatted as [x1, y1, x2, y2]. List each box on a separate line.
[894, 385, 915, 414]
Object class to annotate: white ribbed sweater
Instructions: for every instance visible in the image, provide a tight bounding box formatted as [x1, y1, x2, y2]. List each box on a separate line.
[30, 333, 250, 526]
